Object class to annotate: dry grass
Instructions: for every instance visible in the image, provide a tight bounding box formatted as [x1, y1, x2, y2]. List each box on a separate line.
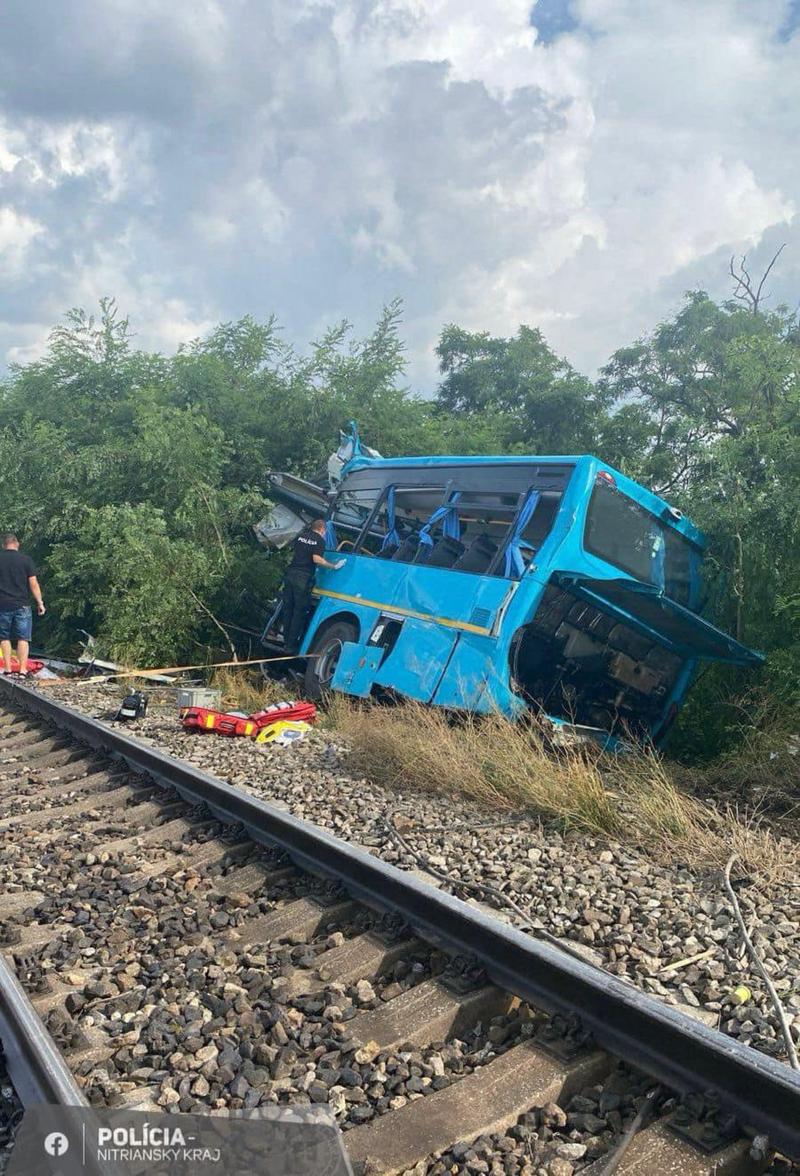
[608, 752, 795, 880]
[209, 665, 292, 713]
[331, 696, 622, 835]
[329, 697, 799, 885]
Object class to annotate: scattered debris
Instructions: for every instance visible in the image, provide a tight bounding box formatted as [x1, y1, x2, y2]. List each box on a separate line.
[181, 698, 317, 742]
[723, 854, 799, 1071]
[175, 686, 222, 710]
[0, 658, 44, 676]
[250, 701, 317, 726]
[33, 676, 800, 1068]
[77, 633, 176, 684]
[115, 690, 149, 721]
[256, 719, 312, 745]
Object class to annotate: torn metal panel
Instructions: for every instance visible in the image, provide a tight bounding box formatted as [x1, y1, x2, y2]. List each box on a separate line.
[253, 502, 306, 550]
[371, 619, 458, 702]
[552, 573, 763, 666]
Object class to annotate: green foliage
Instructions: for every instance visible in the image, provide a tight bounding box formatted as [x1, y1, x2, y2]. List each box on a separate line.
[435, 324, 609, 453]
[599, 292, 800, 757]
[47, 503, 208, 665]
[0, 280, 797, 763]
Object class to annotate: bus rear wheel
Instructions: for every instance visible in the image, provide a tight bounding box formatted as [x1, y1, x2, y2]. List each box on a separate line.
[304, 620, 358, 699]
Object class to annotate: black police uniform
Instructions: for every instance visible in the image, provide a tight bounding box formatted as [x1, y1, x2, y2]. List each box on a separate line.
[282, 527, 326, 653]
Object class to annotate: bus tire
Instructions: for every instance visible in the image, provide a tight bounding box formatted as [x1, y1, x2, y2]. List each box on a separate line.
[304, 620, 358, 699]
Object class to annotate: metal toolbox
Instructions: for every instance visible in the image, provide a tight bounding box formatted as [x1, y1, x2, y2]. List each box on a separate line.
[175, 687, 222, 710]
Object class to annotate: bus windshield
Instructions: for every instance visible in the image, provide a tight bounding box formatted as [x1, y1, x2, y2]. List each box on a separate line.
[583, 477, 698, 606]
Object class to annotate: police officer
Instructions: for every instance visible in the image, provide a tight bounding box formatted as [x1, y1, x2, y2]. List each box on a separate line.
[282, 519, 344, 654]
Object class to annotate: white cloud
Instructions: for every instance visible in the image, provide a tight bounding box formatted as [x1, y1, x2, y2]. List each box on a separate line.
[152, 298, 216, 350]
[0, 140, 21, 173]
[0, 0, 798, 384]
[5, 329, 48, 367]
[369, 0, 538, 89]
[0, 206, 44, 276]
[39, 123, 131, 199]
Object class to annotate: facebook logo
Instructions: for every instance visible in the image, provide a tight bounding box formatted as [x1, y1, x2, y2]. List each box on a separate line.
[43, 1132, 69, 1156]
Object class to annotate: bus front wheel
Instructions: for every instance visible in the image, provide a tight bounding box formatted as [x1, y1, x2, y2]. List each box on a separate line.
[304, 620, 358, 699]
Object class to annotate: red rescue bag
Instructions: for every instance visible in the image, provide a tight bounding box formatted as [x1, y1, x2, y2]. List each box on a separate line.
[214, 713, 257, 738]
[1, 657, 44, 675]
[181, 707, 221, 732]
[182, 700, 315, 738]
[181, 708, 257, 737]
[250, 701, 317, 728]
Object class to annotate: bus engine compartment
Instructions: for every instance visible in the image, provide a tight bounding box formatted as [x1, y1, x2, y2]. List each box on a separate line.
[510, 582, 684, 739]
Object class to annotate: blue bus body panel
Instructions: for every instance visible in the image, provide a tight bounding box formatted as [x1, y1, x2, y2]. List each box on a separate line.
[430, 632, 527, 716]
[311, 554, 515, 638]
[331, 629, 457, 702]
[333, 644, 383, 697]
[314, 552, 515, 704]
[372, 620, 459, 699]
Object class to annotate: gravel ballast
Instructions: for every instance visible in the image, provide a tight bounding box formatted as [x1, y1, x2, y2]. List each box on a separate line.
[30, 680, 800, 1068]
[3, 680, 799, 1174]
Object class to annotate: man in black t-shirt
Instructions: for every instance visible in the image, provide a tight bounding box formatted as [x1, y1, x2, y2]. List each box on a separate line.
[0, 534, 46, 676]
[282, 519, 343, 654]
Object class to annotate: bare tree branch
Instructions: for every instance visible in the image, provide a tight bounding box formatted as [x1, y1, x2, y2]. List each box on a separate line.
[185, 586, 238, 660]
[755, 243, 787, 306]
[729, 244, 787, 314]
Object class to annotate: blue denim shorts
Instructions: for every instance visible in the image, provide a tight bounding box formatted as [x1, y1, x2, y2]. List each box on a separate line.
[0, 606, 32, 642]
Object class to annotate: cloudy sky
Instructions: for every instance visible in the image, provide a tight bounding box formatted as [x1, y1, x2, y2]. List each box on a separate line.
[0, 0, 798, 388]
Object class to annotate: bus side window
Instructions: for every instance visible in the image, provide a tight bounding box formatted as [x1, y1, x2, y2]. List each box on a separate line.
[387, 487, 453, 563]
[452, 490, 559, 578]
[517, 494, 561, 570]
[358, 499, 390, 555]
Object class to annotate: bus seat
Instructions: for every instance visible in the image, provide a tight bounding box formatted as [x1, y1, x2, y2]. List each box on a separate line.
[424, 535, 466, 568]
[453, 533, 498, 573]
[392, 535, 420, 563]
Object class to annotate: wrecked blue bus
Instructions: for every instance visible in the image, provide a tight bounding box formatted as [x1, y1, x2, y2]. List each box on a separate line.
[259, 444, 762, 746]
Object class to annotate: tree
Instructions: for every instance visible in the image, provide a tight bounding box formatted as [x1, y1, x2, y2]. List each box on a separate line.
[728, 244, 787, 315]
[0, 299, 431, 663]
[435, 324, 610, 453]
[47, 503, 216, 665]
[601, 284, 800, 754]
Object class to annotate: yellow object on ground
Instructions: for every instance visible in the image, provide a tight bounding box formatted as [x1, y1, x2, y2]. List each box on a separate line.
[731, 985, 752, 1005]
[255, 720, 312, 746]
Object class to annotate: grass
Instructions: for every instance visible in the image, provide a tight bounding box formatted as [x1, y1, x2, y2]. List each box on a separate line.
[209, 665, 295, 713]
[682, 722, 800, 817]
[91, 657, 797, 884]
[329, 697, 799, 885]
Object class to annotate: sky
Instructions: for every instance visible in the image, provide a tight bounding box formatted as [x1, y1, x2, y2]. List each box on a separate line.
[0, 0, 798, 390]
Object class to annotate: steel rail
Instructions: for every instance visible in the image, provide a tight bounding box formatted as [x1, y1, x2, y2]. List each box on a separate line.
[2, 677, 800, 1159]
[0, 955, 87, 1108]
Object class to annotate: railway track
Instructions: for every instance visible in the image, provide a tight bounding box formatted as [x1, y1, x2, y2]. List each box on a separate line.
[0, 677, 798, 1176]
